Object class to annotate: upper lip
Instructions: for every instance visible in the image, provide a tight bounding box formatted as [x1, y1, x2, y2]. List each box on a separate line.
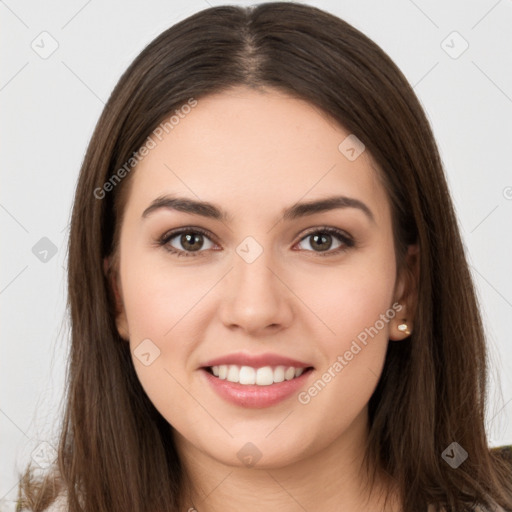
[201, 352, 313, 369]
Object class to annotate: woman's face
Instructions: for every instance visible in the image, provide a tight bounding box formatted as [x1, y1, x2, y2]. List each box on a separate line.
[111, 86, 415, 469]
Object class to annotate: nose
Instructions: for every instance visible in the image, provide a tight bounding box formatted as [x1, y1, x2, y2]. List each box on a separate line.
[218, 248, 294, 336]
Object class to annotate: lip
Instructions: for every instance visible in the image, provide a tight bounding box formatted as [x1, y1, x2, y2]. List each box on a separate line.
[200, 352, 312, 369]
[200, 366, 314, 408]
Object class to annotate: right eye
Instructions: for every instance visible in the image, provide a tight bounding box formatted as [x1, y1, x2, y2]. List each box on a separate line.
[159, 227, 218, 257]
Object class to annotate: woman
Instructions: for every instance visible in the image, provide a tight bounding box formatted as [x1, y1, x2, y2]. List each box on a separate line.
[16, 2, 512, 511]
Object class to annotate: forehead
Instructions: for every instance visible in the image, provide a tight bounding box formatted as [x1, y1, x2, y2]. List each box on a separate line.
[124, 86, 390, 226]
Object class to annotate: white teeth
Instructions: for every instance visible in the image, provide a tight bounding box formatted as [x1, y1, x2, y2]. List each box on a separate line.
[218, 365, 227, 379]
[256, 366, 274, 386]
[273, 366, 285, 383]
[285, 367, 295, 380]
[227, 365, 240, 383]
[239, 366, 256, 385]
[209, 364, 308, 385]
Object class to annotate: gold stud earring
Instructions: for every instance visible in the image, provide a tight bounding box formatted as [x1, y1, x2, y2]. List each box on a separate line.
[397, 320, 411, 335]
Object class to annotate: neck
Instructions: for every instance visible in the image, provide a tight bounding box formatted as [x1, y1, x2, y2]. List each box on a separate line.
[174, 409, 402, 512]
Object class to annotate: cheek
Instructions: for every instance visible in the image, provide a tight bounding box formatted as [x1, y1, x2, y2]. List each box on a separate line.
[296, 248, 396, 408]
[291, 247, 397, 350]
[288, 245, 397, 418]
[120, 248, 211, 340]
[117, 245, 207, 404]
[120, 262, 207, 425]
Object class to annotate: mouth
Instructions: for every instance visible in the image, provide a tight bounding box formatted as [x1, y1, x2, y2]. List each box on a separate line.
[203, 364, 315, 386]
[200, 364, 315, 408]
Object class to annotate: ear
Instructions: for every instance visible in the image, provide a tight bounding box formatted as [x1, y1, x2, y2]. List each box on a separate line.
[103, 257, 130, 341]
[389, 243, 419, 341]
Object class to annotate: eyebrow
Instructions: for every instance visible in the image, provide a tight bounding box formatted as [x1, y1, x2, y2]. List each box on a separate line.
[141, 194, 375, 224]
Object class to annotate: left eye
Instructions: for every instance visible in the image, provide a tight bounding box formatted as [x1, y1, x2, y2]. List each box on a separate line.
[161, 230, 216, 256]
[296, 229, 350, 253]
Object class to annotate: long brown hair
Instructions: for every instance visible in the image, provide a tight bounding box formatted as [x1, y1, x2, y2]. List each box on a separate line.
[16, 3, 512, 511]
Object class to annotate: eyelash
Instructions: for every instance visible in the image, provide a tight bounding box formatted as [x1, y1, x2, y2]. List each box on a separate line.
[157, 226, 355, 258]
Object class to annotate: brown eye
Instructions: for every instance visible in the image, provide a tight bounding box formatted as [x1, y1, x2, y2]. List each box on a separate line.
[160, 229, 216, 256]
[296, 228, 354, 255]
[309, 233, 334, 252]
[179, 232, 205, 252]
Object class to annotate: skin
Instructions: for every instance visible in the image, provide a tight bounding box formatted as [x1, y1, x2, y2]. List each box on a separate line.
[109, 85, 418, 512]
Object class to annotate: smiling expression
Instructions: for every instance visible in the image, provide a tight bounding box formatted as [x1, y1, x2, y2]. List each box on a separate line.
[109, 85, 414, 468]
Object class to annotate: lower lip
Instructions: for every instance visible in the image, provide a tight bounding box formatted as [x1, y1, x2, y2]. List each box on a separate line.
[200, 368, 314, 408]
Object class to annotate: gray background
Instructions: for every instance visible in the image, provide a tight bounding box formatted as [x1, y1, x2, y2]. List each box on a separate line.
[1, 0, 511, 509]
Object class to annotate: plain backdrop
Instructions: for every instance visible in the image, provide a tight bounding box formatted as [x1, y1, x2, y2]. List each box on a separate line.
[1, 0, 511, 509]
